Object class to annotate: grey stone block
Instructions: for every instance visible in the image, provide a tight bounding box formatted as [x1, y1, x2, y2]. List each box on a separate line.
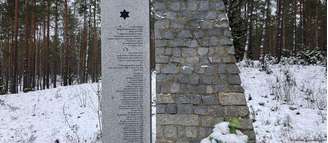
[209, 47, 226, 56]
[185, 127, 198, 138]
[210, 1, 225, 11]
[227, 46, 236, 54]
[164, 48, 173, 56]
[218, 92, 247, 105]
[163, 11, 177, 20]
[227, 74, 241, 85]
[199, 1, 209, 10]
[240, 118, 254, 129]
[157, 104, 167, 114]
[155, 19, 170, 29]
[187, 0, 199, 11]
[200, 21, 213, 29]
[156, 81, 161, 93]
[220, 37, 233, 45]
[181, 65, 194, 74]
[156, 47, 165, 56]
[177, 139, 189, 143]
[191, 95, 202, 104]
[194, 31, 205, 39]
[190, 40, 199, 48]
[222, 56, 236, 63]
[170, 39, 186, 47]
[190, 139, 202, 143]
[209, 36, 219, 46]
[172, 48, 182, 57]
[171, 57, 184, 63]
[197, 48, 208, 56]
[207, 28, 222, 37]
[178, 73, 199, 84]
[157, 94, 175, 104]
[157, 114, 200, 126]
[200, 75, 216, 85]
[224, 106, 249, 117]
[203, 65, 219, 75]
[156, 56, 170, 64]
[213, 85, 225, 93]
[200, 57, 210, 64]
[161, 64, 179, 74]
[156, 138, 175, 143]
[227, 85, 244, 93]
[200, 116, 224, 127]
[154, 1, 166, 11]
[176, 95, 191, 104]
[182, 48, 197, 57]
[164, 125, 178, 138]
[177, 104, 193, 114]
[171, 21, 184, 29]
[193, 106, 208, 115]
[206, 85, 215, 94]
[157, 125, 164, 138]
[178, 126, 186, 138]
[244, 130, 256, 142]
[208, 105, 225, 116]
[198, 127, 212, 138]
[162, 31, 175, 40]
[169, 2, 181, 11]
[156, 39, 169, 47]
[178, 30, 193, 39]
[185, 57, 200, 64]
[206, 11, 217, 19]
[226, 64, 240, 73]
[209, 56, 222, 63]
[202, 95, 218, 105]
[181, 84, 206, 94]
[170, 82, 180, 93]
[167, 103, 178, 114]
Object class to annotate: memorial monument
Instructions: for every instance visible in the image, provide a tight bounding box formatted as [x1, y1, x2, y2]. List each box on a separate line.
[101, 0, 255, 142]
[154, 0, 256, 142]
[101, 0, 151, 142]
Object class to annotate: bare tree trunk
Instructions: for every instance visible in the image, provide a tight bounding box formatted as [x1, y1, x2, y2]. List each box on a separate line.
[243, 0, 254, 60]
[276, 0, 284, 62]
[260, 0, 270, 64]
[90, 0, 100, 82]
[63, 0, 69, 86]
[45, 0, 50, 88]
[11, 0, 19, 93]
[292, 0, 297, 56]
[80, 0, 88, 83]
[53, 0, 59, 88]
[23, 0, 32, 92]
[315, 2, 319, 49]
[42, 15, 46, 90]
[300, 0, 305, 51]
[0, 31, 3, 94]
[31, 0, 36, 89]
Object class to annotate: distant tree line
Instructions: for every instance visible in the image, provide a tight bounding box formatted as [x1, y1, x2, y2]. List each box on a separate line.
[223, 0, 327, 63]
[0, 0, 326, 94]
[0, 0, 101, 94]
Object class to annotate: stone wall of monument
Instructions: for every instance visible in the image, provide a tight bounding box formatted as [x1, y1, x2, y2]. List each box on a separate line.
[154, 0, 255, 142]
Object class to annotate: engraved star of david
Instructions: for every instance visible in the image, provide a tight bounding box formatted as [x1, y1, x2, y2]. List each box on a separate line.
[120, 9, 129, 20]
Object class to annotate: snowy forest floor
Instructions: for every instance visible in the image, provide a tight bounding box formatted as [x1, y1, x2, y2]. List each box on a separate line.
[239, 61, 327, 143]
[0, 62, 326, 143]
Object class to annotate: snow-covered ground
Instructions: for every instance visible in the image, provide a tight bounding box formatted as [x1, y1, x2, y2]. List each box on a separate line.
[0, 62, 326, 143]
[200, 122, 248, 143]
[239, 61, 327, 143]
[0, 84, 101, 143]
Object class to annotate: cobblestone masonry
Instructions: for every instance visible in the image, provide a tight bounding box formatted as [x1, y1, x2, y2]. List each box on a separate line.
[154, 0, 256, 142]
